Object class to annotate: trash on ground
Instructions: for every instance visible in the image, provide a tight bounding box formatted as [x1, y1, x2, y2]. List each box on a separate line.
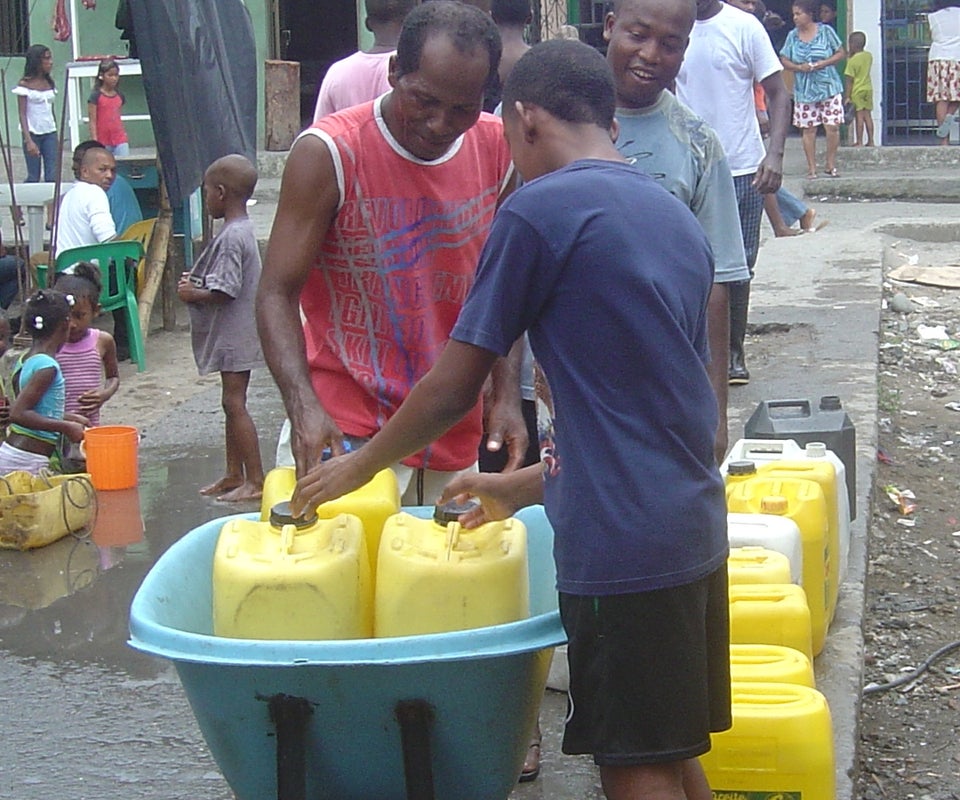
[889, 264, 960, 289]
[888, 293, 915, 313]
[885, 485, 918, 514]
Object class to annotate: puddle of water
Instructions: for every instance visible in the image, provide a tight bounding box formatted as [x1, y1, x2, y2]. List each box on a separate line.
[0, 380, 279, 798]
[0, 444, 259, 674]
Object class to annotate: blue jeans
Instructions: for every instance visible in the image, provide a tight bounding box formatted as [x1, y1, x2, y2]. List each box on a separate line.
[23, 131, 58, 182]
[776, 188, 808, 229]
[108, 142, 130, 157]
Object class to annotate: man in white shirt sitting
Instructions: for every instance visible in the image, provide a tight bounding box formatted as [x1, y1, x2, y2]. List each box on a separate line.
[53, 144, 135, 360]
[55, 145, 117, 254]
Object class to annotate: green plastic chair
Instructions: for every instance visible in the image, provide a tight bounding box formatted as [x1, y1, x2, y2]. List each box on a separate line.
[48, 240, 147, 372]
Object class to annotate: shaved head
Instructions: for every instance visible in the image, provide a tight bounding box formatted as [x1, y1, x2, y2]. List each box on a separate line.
[206, 154, 258, 201]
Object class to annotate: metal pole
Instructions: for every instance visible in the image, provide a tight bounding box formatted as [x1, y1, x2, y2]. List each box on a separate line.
[0, 66, 28, 337]
[49, 74, 71, 265]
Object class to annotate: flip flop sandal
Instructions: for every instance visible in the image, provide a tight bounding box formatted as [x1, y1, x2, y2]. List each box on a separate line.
[827, 168, 840, 177]
[518, 732, 542, 783]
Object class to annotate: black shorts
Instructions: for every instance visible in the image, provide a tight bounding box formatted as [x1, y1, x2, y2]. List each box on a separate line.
[559, 565, 732, 766]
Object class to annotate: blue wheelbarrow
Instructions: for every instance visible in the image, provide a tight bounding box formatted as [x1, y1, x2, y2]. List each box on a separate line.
[129, 505, 566, 800]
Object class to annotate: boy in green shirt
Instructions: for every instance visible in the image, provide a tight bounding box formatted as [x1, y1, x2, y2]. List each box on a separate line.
[844, 31, 875, 146]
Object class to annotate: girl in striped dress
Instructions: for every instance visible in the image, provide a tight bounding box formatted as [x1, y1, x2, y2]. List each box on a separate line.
[52, 262, 119, 426]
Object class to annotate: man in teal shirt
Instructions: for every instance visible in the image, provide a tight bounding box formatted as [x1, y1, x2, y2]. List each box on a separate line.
[604, 0, 749, 463]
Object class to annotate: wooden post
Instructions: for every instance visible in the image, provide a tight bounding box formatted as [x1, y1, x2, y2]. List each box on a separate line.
[265, 60, 301, 151]
[137, 157, 173, 335]
[161, 236, 178, 332]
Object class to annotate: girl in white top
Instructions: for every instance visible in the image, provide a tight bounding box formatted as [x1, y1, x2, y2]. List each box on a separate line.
[12, 44, 58, 182]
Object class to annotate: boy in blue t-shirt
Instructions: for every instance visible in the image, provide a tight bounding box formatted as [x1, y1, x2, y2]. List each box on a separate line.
[289, 40, 730, 800]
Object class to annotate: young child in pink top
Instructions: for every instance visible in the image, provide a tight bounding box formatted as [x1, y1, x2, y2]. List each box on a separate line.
[52, 261, 120, 426]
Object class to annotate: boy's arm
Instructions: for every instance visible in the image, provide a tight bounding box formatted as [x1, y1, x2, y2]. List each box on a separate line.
[292, 339, 498, 516]
[844, 74, 853, 102]
[176, 274, 233, 305]
[256, 134, 344, 477]
[437, 465, 545, 529]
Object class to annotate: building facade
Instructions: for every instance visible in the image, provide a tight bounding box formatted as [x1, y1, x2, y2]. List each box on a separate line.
[0, 0, 947, 153]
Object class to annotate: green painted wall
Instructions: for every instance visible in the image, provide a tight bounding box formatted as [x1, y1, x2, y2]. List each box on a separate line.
[1, 0, 152, 151]
[3, 0, 368, 166]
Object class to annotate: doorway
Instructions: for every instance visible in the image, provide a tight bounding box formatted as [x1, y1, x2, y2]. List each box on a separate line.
[882, 0, 935, 143]
[273, 0, 359, 126]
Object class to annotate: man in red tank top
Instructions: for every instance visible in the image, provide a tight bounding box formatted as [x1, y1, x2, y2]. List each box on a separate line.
[257, 1, 523, 506]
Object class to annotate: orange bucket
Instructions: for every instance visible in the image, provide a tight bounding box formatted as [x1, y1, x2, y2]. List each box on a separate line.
[83, 425, 140, 490]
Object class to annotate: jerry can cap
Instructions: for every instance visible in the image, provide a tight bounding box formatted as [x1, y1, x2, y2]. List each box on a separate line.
[819, 395, 841, 411]
[805, 442, 827, 458]
[270, 501, 318, 528]
[433, 498, 480, 523]
[728, 460, 757, 476]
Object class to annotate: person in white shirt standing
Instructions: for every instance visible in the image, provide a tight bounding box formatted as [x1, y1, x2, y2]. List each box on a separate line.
[675, 0, 789, 386]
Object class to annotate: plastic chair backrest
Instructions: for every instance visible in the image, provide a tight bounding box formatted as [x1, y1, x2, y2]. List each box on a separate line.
[118, 219, 157, 292]
[119, 218, 156, 250]
[54, 240, 144, 311]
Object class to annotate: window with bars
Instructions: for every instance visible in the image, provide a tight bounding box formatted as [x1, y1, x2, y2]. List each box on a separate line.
[537, 0, 570, 40]
[0, 0, 29, 57]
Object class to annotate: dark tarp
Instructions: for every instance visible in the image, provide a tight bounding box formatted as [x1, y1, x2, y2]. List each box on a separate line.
[127, 0, 257, 207]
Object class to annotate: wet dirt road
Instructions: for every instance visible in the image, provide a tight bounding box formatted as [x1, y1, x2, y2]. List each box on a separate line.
[0, 378, 291, 800]
[0, 374, 602, 800]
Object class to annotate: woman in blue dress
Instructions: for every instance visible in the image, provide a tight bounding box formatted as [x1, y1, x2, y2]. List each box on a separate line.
[779, 0, 846, 177]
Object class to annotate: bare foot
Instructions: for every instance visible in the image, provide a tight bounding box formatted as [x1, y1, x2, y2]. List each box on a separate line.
[200, 476, 243, 496]
[800, 208, 818, 231]
[218, 481, 264, 503]
[773, 227, 801, 237]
